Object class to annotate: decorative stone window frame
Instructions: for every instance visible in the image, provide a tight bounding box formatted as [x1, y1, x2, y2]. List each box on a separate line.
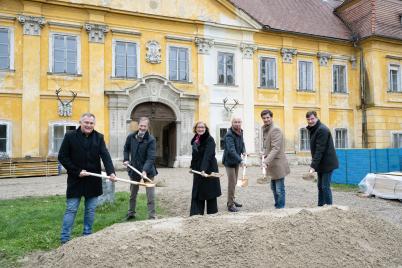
[0, 120, 12, 158]
[258, 54, 278, 89]
[48, 121, 79, 156]
[334, 128, 348, 149]
[111, 38, 141, 79]
[166, 44, 192, 83]
[299, 127, 310, 152]
[331, 62, 349, 94]
[0, 26, 14, 71]
[297, 59, 315, 92]
[387, 63, 402, 92]
[48, 32, 81, 75]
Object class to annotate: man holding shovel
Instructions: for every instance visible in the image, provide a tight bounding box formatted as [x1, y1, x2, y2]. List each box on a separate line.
[222, 117, 246, 212]
[123, 117, 158, 220]
[58, 112, 116, 244]
[261, 110, 290, 209]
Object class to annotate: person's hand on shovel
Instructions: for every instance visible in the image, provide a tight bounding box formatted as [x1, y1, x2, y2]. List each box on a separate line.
[108, 173, 117, 182]
[79, 170, 89, 177]
[309, 168, 315, 173]
[200, 171, 207, 177]
[123, 161, 129, 167]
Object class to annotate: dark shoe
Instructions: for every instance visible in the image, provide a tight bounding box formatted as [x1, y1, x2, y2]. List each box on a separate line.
[228, 205, 239, 212]
[124, 214, 135, 221]
[233, 201, 243, 207]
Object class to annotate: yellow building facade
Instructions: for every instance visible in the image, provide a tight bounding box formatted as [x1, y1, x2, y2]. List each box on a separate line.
[0, 0, 401, 166]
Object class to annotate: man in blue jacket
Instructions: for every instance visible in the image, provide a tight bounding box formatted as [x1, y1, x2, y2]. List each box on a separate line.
[222, 117, 246, 212]
[123, 117, 158, 220]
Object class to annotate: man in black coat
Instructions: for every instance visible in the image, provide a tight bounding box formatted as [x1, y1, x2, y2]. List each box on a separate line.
[58, 112, 116, 244]
[222, 117, 245, 212]
[306, 111, 339, 206]
[123, 117, 158, 220]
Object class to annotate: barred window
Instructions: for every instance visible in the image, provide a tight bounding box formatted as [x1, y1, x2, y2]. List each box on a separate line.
[169, 46, 189, 81]
[217, 52, 234, 85]
[114, 41, 137, 78]
[333, 64, 347, 93]
[335, 128, 348, 148]
[298, 61, 313, 91]
[300, 128, 310, 151]
[260, 57, 276, 88]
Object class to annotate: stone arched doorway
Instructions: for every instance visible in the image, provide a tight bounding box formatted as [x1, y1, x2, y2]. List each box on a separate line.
[106, 74, 199, 167]
[131, 102, 177, 167]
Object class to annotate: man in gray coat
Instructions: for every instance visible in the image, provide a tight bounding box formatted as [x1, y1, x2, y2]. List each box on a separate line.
[261, 109, 290, 209]
[123, 117, 158, 220]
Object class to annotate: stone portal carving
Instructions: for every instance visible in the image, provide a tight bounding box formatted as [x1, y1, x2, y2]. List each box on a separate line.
[146, 40, 162, 64]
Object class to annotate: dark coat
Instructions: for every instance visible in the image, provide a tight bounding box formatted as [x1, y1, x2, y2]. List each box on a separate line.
[222, 128, 245, 167]
[58, 127, 115, 198]
[307, 120, 339, 173]
[123, 131, 158, 181]
[190, 131, 221, 200]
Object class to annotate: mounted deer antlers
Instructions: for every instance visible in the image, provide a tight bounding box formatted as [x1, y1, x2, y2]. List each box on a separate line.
[55, 88, 78, 117]
[223, 97, 239, 113]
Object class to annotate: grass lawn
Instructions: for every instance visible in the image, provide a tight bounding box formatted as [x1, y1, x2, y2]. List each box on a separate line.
[0, 192, 162, 268]
[331, 183, 359, 192]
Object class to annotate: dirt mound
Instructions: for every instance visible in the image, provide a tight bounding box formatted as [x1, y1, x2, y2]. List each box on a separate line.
[23, 206, 402, 268]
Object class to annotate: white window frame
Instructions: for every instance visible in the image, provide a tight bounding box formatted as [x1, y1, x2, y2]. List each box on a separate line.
[0, 120, 12, 158]
[299, 128, 310, 151]
[332, 63, 348, 93]
[48, 122, 79, 155]
[0, 26, 14, 71]
[388, 63, 401, 92]
[217, 51, 235, 86]
[259, 55, 278, 89]
[112, 39, 140, 79]
[49, 32, 81, 74]
[391, 132, 402, 148]
[334, 128, 348, 149]
[297, 59, 315, 91]
[166, 44, 191, 82]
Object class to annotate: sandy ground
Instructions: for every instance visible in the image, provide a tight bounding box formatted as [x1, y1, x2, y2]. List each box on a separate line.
[2, 165, 402, 267]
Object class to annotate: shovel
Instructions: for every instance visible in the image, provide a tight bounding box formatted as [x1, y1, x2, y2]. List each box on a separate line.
[124, 163, 154, 184]
[237, 154, 248, 187]
[190, 170, 223, 178]
[83, 171, 155, 187]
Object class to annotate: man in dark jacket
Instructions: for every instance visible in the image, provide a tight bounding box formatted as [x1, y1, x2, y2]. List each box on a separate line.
[123, 117, 158, 220]
[222, 117, 245, 212]
[306, 111, 339, 206]
[58, 112, 116, 244]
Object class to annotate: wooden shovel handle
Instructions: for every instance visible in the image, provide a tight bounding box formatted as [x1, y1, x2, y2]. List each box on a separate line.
[84, 172, 155, 187]
[125, 163, 153, 183]
[191, 170, 223, 178]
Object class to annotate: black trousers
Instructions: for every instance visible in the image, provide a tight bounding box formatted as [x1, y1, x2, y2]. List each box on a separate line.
[190, 198, 218, 216]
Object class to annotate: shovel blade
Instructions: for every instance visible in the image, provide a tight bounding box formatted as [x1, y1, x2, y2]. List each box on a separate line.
[237, 177, 248, 187]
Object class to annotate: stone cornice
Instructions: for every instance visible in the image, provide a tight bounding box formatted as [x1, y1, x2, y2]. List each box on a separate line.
[111, 28, 141, 36]
[48, 20, 82, 29]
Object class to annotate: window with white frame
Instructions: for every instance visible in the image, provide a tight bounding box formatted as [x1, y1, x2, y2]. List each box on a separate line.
[0, 122, 10, 157]
[51, 34, 78, 74]
[335, 128, 348, 148]
[392, 132, 402, 148]
[0, 28, 10, 70]
[219, 128, 228, 151]
[333, 64, 347, 93]
[217, 52, 235, 85]
[50, 124, 78, 154]
[114, 41, 137, 78]
[298, 61, 313, 91]
[389, 64, 401, 92]
[169, 46, 189, 81]
[260, 57, 276, 88]
[299, 128, 310, 151]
